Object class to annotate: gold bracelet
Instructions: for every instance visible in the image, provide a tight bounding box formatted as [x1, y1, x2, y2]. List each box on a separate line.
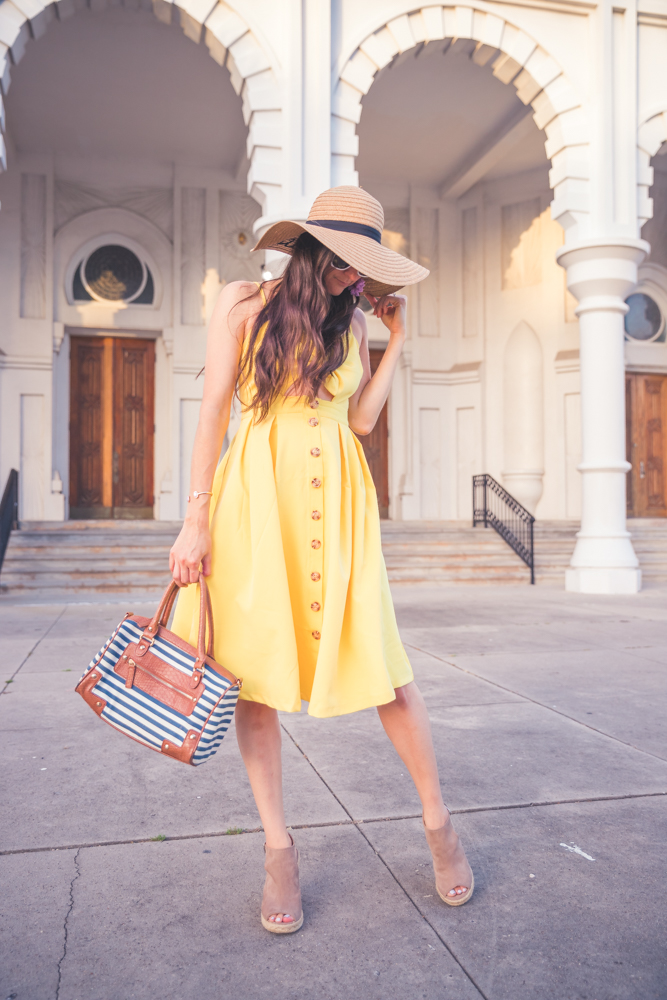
[187, 490, 213, 502]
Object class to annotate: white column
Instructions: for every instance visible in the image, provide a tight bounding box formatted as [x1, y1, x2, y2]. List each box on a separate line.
[557, 239, 648, 594]
[257, 0, 332, 280]
[303, 0, 331, 203]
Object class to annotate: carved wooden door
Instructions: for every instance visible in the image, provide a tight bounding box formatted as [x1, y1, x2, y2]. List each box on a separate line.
[70, 337, 109, 516]
[626, 372, 667, 517]
[70, 336, 154, 519]
[112, 339, 154, 516]
[360, 348, 390, 518]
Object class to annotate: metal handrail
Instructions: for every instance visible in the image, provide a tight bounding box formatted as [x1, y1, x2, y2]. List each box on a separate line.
[0, 469, 19, 572]
[473, 473, 535, 584]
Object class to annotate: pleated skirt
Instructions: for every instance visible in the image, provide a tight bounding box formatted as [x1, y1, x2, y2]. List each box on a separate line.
[171, 395, 413, 718]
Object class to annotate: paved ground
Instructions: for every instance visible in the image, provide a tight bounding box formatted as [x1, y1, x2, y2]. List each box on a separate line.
[1, 582, 666, 1000]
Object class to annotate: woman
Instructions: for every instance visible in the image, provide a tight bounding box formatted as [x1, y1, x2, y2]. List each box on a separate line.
[169, 186, 473, 933]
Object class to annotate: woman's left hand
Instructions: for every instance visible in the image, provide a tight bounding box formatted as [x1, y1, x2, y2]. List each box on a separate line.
[364, 293, 407, 337]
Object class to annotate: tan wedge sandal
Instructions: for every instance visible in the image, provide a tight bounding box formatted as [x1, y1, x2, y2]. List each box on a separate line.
[261, 834, 304, 934]
[424, 815, 474, 907]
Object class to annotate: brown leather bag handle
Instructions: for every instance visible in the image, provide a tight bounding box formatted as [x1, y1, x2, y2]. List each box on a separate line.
[195, 574, 208, 663]
[147, 581, 181, 634]
[204, 580, 214, 657]
[157, 580, 191, 630]
[140, 576, 215, 684]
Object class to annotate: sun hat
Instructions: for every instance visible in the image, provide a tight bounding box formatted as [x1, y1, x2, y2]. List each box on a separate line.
[252, 186, 429, 298]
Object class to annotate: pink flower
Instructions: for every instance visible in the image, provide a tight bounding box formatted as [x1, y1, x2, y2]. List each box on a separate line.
[349, 278, 366, 297]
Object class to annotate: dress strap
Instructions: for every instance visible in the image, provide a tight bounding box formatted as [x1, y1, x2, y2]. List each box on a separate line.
[256, 281, 267, 306]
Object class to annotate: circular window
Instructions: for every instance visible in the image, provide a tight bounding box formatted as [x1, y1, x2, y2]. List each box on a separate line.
[624, 293, 664, 342]
[81, 245, 147, 303]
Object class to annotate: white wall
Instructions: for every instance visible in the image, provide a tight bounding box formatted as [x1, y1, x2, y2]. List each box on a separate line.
[372, 166, 580, 521]
[0, 0, 666, 528]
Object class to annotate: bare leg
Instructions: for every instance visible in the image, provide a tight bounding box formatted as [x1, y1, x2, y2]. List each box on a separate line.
[235, 700, 295, 923]
[377, 681, 468, 897]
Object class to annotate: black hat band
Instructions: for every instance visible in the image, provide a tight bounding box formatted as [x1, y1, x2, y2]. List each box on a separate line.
[308, 219, 382, 243]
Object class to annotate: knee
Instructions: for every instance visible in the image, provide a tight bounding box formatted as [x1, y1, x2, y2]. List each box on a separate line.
[236, 699, 278, 732]
[392, 681, 414, 710]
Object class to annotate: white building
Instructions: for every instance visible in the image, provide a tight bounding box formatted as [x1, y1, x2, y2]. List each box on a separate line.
[1, 0, 666, 593]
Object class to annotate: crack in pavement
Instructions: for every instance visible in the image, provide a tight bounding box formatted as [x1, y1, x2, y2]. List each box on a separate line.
[55, 847, 81, 1000]
[2, 790, 665, 856]
[405, 641, 667, 765]
[0, 606, 67, 697]
[280, 724, 490, 1000]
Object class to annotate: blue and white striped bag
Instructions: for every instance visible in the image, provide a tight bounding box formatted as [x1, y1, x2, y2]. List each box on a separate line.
[76, 577, 242, 766]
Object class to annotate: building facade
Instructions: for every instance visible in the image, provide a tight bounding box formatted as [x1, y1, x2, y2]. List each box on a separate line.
[1, 0, 666, 593]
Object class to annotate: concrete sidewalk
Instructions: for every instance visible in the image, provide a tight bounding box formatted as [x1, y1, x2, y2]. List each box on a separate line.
[1, 584, 666, 1000]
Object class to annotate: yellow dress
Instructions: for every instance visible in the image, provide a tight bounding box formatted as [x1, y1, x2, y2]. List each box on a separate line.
[172, 310, 414, 718]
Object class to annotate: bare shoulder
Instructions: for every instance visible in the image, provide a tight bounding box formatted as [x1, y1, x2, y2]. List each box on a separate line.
[351, 306, 368, 346]
[217, 279, 262, 315]
[210, 280, 263, 340]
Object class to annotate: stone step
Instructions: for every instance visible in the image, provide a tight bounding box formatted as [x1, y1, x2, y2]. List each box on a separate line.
[18, 520, 183, 532]
[0, 573, 171, 589]
[388, 568, 530, 583]
[3, 517, 667, 598]
[2, 575, 171, 592]
[8, 535, 179, 549]
[1, 559, 173, 576]
[3, 547, 175, 561]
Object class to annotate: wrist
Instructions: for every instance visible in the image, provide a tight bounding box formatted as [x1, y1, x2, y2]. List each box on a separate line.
[184, 502, 211, 528]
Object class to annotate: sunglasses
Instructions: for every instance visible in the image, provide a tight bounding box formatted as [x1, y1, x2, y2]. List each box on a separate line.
[330, 254, 367, 278]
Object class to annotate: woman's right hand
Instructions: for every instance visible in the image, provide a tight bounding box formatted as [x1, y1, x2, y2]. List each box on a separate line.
[169, 520, 212, 585]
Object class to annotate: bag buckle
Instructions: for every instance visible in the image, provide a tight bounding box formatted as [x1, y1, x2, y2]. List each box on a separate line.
[190, 660, 205, 688]
[137, 629, 157, 655]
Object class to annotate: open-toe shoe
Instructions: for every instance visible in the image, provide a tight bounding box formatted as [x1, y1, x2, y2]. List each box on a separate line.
[261, 834, 304, 933]
[424, 815, 474, 907]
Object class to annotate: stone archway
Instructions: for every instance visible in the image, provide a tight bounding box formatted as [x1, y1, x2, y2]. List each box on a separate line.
[332, 5, 588, 241]
[0, 0, 283, 222]
[638, 110, 667, 229]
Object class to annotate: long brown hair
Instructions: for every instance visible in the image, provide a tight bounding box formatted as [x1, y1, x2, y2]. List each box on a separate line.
[237, 233, 358, 421]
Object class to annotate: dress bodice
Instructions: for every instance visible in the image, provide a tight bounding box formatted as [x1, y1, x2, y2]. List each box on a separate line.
[239, 322, 363, 426]
[321, 332, 363, 402]
[173, 294, 412, 719]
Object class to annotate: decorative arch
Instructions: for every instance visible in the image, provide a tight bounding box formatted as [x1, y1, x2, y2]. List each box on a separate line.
[0, 0, 283, 220]
[54, 206, 173, 330]
[333, 6, 589, 239]
[637, 111, 667, 229]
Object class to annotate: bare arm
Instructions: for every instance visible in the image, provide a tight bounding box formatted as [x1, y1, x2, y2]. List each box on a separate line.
[347, 293, 407, 436]
[169, 280, 260, 584]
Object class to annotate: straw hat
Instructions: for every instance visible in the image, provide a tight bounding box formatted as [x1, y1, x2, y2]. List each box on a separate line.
[252, 186, 429, 298]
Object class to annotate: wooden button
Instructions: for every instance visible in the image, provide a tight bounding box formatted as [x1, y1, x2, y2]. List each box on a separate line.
[311, 478, 322, 488]
[311, 602, 321, 612]
[310, 447, 321, 457]
[312, 630, 321, 640]
[311, 510, 321, 520]
[311, 571, 321, 581]
[311, 539, 321, 549]
[308, 417, 319, 427]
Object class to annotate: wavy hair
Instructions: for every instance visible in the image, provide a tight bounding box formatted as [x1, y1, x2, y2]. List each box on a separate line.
[237, 233, 358, 422]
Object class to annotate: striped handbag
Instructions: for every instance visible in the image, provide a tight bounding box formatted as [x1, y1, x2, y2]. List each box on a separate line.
[76, 576, 242, 766]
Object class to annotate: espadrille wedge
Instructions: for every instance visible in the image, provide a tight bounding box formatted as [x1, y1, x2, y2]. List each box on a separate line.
[424, 815, 474, 907]
[261, 835, 304, 934]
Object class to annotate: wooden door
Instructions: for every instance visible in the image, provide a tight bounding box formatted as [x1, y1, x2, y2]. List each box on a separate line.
[70, 336, 154, 519]
[69, 338, 110, 515]
[360, 348, 390, 518]
[112, 339, 154, 516]
[626, 372, 667, 517]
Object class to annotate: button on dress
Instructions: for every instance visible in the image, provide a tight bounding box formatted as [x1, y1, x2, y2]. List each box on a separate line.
[172, 313, 413, 718]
